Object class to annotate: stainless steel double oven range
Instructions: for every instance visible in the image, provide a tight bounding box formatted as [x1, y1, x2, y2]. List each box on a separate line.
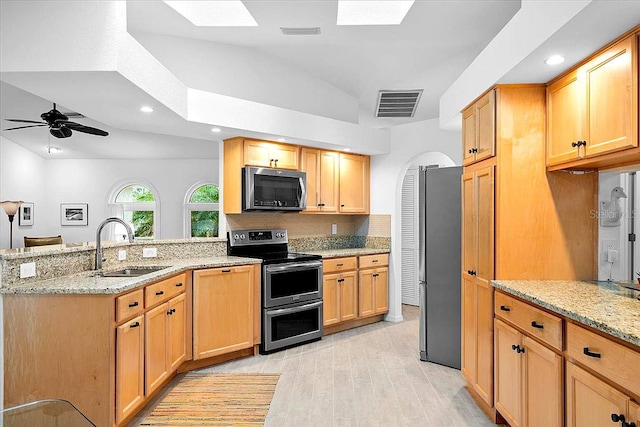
[227, 228, 323, 353]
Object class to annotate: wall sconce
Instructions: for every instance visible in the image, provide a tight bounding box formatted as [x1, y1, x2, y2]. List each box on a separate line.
[1, 200, 24, 249]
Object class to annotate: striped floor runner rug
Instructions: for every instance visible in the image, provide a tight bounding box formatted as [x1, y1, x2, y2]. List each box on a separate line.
[140, 373, 279, 426]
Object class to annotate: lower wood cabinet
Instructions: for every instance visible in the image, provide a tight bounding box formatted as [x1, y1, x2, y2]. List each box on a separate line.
[116, 315, 145, 425]
[494, 319, 563, 427]
[323, 270, 358, 325]
[193, 265, 255, 359]
[566, 362, 636, 427]
[358, 266, 388, 317]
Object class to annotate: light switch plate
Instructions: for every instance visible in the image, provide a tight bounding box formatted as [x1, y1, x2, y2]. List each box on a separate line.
[143, 247, 157, 258]
[331, 224, 338, 235]
[20, 262, 36, 278]
[118, 250, 127, 261]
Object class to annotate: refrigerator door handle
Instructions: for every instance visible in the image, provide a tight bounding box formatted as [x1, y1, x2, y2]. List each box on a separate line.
[419, 280, 427, 361]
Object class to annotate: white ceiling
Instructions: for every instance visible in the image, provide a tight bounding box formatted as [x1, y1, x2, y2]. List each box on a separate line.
[1, 0, 638, 160]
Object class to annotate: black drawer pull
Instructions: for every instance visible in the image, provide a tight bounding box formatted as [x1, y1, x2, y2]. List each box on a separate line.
[318, 203, 325, 207]
[530, 321, 544, 329]
[372, 259, 379, 263]
[130, 322, 140, 328]
[221, 269, 231, 273]
[336, 263, 344, 267]
[372, 273, 379, 278]
[611, 414, 626, 423]
[128, 301, 139, 308]
[499, 305, 510, 312]
[583, 347, 601, 358]
[337, 278, 344, 283]
[175, 282, 183, 287]
[155, 291, 164, 296]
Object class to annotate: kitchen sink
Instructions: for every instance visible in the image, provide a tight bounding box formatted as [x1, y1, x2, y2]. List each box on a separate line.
[99, 266, 169, 278]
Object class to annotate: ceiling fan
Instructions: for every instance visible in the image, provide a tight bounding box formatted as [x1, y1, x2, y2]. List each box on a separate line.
[3, 103, 109, 138]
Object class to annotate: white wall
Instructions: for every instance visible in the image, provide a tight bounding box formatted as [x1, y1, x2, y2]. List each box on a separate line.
[0, 136, 48, 248]
[370, 118, 462, 322]
[0, 137, 218, 247]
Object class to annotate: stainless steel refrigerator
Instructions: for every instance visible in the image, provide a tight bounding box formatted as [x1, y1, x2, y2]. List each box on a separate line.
[418, 166, 462, 369]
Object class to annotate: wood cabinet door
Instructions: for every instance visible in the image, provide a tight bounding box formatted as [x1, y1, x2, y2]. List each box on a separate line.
[270, 144, 299, 170]
[373, 267, 389, 314]
[168, 293, 187, 372]
[475, 165, 494, 289]
[301, 148, 321, 212]
[358, 269, 375, 317]
[339, 153, 370, 213]
[566, 362, 630, 427]
[323, 273, 340, 326]
[461, 171, 476, 280]
[244, 140, 272, 167]
[340, 270, 358, 321]
[461, 275, 477, 383]
[523, 336, 563, 427]
[319, 150, 339, 212]
[145, 302, 169, 396]
[193, 266, 254, 360]
[547, 70, 584, 166]
[583, 35, 637, 158]
[475, 279, 494, 406]
[495, 319, 522, 427]
[630, 401, 640, 427]
[462, 105, 477, 166]
[116, 315, 144, 425]
[475, 90, 495, 163]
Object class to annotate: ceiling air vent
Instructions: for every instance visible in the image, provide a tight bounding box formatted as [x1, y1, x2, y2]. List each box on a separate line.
[375, 90, 423, 118]
[280, 27, 321, 36]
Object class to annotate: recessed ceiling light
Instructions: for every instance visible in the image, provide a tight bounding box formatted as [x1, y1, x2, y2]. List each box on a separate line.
[163, 1, 257, 26]
[343, 148, 352, 152]
[277, 138, 286, 142]
[47, 146, 62, 153]
[211, 127, 222, 133]
[545, 55, 566, 65]
[140, 106, 154, 113]
[337, 0, 415, 25]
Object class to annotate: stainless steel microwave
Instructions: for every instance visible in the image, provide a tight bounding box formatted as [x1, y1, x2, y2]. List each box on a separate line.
[242, 167, 307, 211]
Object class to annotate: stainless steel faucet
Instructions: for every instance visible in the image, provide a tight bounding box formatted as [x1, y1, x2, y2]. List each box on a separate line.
[95, 217, 134, 273]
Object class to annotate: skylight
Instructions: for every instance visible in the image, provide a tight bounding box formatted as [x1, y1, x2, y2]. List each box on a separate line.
[337, 1, 415, 26]
[163, 1, 257, 27]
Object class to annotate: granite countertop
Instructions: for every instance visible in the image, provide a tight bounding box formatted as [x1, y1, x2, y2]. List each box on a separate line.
[0, 256, 261, 295]
[305, 248, 390, 258]
[492, 280, 640, 347]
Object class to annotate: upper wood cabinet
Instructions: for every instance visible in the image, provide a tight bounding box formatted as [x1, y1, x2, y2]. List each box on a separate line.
[300, 148, 339, 213]
[339, 153, 370, 213]
[244, 139, 299, 170]
[462, 89, 495, 166]
[547, 33, 638, 170]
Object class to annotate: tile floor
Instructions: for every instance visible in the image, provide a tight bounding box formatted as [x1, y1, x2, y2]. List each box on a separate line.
[131, 305, 501, 426]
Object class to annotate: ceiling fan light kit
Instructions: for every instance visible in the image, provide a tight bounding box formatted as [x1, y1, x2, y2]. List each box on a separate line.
[3, 103, 108, 139]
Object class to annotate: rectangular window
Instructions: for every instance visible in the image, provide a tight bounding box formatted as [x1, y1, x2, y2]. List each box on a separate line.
[190, 210, 219, 237]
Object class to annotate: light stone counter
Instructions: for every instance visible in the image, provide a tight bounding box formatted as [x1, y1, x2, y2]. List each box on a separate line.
[0, 256, 260, 295]
[305, 248, 390, 258]
[492, 280, 640, 347]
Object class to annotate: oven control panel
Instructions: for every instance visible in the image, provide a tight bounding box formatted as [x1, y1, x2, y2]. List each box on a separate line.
[229, 228, 288, 246]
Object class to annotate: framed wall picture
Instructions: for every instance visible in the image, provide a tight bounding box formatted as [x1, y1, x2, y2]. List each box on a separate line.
[61, 203, 88, 226]
[18, 202, 34, 226]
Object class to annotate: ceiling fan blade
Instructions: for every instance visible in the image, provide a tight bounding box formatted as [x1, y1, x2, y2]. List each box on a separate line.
[3, 124, 48, 131]
[5, 119, 46, 124]
[61, 121, 109, 136]
[50, 126, 72, 138]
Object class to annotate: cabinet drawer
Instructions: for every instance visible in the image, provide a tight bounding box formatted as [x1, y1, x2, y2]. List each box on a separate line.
[359, 253, 389, 269]
[566, 322, 640, 396]
[495, 292, 562, 351]
[116, 289, 144, 323]
[145, 273, 186, 308]
[323, 257, 357, 273]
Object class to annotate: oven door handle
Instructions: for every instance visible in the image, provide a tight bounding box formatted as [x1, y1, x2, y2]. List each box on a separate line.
[268, 300, 323, 316]
[265, 261, 323, 272]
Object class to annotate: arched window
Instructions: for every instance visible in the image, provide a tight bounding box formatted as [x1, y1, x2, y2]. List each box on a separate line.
[113, 184, 158, 239]
[185, 183, 219, 237]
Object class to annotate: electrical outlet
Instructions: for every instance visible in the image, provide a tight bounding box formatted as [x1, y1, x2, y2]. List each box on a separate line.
[143, 247, 157, 258]
[118, 250, 127, 261]
[607, 249, 619, 263]
[331, 224, 338, 235]
[20, 262, 36, 278]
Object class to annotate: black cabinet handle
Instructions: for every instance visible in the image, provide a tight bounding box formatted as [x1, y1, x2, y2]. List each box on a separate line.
[318, 203, 325, 207]
[579, 140, 587, 147]
[373, 273, 379, 278]
[221, 269, 231, 273]
[128, 301, 139, 308]
[372, 259, 379, 263]
[167, 310, 172, 315]
[470, 147, 478, 153]
[625, 422, 636, 427]
[337, 278, 344, 283]
[336, 263, 344, 267]
[583, 347, 601, 358]
[499, 305, 510, 312]
[130, 322, 140, 328]
[175, 282, 183, 287]
[511, 344, 525, 354]
[612, 414, 626, 423]
[572, 141, 579, 147]
[469, 270, 476, 276]
[341, 204, 345, 207]
[155, 291, 164, 296]
[468, 149, 473, 154]
[531, 321, 544, 329]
